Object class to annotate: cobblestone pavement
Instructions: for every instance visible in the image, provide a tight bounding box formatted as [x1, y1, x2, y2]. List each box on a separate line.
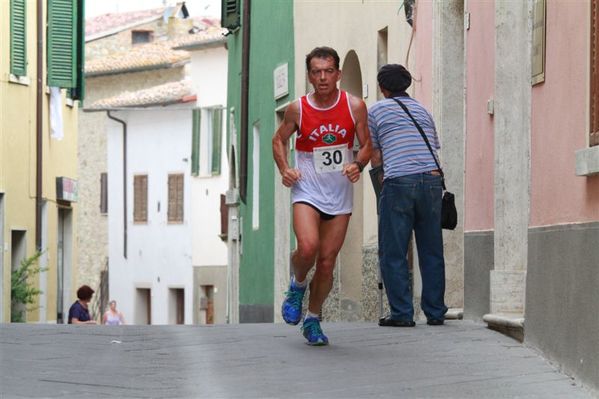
[0, 320, 594, 398]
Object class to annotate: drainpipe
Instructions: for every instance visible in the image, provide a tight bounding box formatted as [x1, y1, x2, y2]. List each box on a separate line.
[107, 111, 127, 259]
[35, 0, 43, 251]
[239, 0, 250, 203]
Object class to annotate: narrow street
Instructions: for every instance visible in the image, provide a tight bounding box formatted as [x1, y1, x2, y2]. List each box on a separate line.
[0, 320, 593, 398]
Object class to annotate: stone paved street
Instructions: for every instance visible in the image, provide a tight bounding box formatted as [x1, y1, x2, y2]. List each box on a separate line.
[0, 321, 594, 398]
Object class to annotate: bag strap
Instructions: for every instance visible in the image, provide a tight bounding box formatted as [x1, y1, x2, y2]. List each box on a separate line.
[391, 97, 446, 191]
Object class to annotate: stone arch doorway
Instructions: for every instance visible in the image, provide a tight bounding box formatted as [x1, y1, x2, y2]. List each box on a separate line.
[334, 49, 363, 321]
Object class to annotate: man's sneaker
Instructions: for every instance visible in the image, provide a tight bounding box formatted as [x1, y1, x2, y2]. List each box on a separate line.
[281, 281, 306, 325]
[302, 317, 329, 346]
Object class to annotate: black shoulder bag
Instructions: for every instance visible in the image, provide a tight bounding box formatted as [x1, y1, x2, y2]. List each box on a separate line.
[391, 98, 458, 230]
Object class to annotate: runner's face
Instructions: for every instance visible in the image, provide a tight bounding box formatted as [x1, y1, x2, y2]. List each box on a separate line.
[308, 57, 340, 96]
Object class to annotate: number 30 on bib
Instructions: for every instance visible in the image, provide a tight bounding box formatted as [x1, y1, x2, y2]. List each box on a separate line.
[313, 144, 348, 174]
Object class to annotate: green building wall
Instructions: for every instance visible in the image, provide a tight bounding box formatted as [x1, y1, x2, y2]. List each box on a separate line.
[226, 0, 294, 322]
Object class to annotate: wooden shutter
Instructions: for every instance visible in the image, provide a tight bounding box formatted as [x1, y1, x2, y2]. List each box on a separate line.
[191, 110, 201, 176]
[168, 174, 184, 223]
[48, 0, 76, 87]
[133, 175, 148, 223]
[592, 0, 599, 146]
[70, 0, 85, 100]
[221, 0, 240, 31]
[211, 108, 223, 175]
[10, 0, 27, 76]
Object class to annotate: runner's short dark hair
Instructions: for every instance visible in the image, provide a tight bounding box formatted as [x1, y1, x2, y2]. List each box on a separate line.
[77, 285, 95, 301]
[305, 46, 340, 72]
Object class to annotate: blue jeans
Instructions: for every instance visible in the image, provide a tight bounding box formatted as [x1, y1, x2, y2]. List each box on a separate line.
[378, 173, 448, 321]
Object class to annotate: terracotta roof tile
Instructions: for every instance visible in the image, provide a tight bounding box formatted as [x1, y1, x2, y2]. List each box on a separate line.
[168, 27, 227, 49]
[85, 43, 190, 76]
[87, 80, 196, 110]
[86, 7, 165, 38]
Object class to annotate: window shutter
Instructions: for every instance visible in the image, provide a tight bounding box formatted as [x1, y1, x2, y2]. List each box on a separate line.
[134, 175, 148, 223]
[48, 0, 76, 88]
[221, 0, 240, 31]
[100, 173, 108, 214]
[168, 174, 184, 223]
[10, 0, 27, 76]
[191, 110, 201, 176]
[211, 108, 223, 175]
[70, 0, 85, 100]
[592, 0, 599, 146]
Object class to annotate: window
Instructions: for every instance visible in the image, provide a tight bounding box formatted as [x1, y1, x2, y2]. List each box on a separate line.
[10, 0, 27, 77]
[47, 0, 85, 100]
[100, 173, 108, 214]
[168, 174, 184, 223]
[132, 30, 153, 45]
[591, 0, 599, 146]
[133, 175, 148, 223]
[191, 109, 201, 176]
[221, 0, 240, 31]
[192, 107, 223, 177]
[252, 123, 260, 230]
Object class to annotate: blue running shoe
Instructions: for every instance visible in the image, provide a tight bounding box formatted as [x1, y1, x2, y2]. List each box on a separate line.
[302, 317, 329, 346]
[281, 280, 306, 325]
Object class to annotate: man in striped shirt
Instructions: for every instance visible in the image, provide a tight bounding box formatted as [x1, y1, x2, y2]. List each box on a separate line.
[368, 64, 448, 327]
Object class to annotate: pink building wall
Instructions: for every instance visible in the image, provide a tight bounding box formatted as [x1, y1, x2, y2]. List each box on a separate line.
[413, 0, 433, 110]
[530, 1, 599, 227]
[464, 1, 495, 232]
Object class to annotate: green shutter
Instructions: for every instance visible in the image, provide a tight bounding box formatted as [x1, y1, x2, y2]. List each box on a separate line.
[191, 109, 201, 176]
[221, 0, 240, 31]
[70, 0, 85, 100]
[10, 0, 27, 76]
[48, 0, 76, 88]
[211, 108, 223, 175]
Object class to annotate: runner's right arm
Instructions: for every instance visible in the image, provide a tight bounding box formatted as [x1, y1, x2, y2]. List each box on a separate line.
[272, 101, 301, 187]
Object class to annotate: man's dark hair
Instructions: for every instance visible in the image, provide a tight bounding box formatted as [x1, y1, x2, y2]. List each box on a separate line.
[77, 285, 95, 301]
[377, 64, 412, 93]
[305, 46, 340, 72]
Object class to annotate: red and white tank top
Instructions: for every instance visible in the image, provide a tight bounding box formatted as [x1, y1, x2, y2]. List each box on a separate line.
[291, 90, 356, 215]
[296, 90, 356, 152]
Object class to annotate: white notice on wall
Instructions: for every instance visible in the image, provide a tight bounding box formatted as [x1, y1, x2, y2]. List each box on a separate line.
[274, 63, 288, 100]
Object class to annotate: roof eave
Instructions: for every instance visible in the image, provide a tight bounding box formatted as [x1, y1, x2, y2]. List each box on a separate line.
[85, 59, 190, 78]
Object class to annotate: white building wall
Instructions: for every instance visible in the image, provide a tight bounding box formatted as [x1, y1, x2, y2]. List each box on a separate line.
[189, 47, 229, 268]
[108, 108, 194, 324]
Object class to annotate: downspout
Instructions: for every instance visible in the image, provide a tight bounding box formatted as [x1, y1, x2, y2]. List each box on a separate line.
[239, 0, 250, 203]
[35, 0, 43, 251]
[106, 111, 127, 259]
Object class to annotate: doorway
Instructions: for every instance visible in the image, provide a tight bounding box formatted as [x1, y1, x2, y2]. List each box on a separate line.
[338, 50, 364, 320]
[135, 288, 152, 324]
[0, 194, 4, 322]
[10, 230, 27, 322]
[169, 288, 185, 324]
[57, 208, 73, 323]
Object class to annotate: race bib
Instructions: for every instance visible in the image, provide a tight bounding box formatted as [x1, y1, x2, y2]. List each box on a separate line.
[313, 144, 347, 173]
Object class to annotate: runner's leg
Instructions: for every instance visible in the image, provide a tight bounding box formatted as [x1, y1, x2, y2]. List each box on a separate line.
[292, 203, 321, 282]
[308, 214, 350, 314]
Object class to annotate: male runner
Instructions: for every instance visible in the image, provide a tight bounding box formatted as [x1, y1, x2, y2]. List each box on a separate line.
[272, 46, 372, 345]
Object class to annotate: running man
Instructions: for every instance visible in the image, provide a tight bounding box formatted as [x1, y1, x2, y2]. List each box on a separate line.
[272, 46, 372, 345]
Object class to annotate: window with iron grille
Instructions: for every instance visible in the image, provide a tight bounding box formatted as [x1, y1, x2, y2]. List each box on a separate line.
[168, 174, 184, 223]
[133, 175, 148, 223]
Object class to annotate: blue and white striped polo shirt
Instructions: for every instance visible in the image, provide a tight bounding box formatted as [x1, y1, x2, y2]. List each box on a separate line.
[368, 96, 441, 180]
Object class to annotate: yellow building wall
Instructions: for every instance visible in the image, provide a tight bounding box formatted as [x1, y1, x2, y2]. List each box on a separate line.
[1, 0, 79, 323]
